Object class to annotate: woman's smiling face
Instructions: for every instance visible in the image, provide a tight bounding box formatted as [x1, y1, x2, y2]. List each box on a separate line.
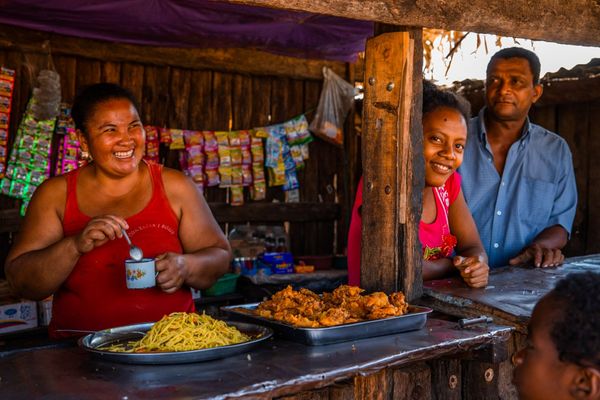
[423, 106, 467, 188]
[79, 98, 145, 177]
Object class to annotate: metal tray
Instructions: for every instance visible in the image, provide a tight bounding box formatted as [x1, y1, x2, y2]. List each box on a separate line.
[78, 320, 273, 364]
[221, 303, 432, 345]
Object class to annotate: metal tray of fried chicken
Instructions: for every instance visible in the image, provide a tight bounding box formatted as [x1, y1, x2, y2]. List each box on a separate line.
[221, 288, 432, 346]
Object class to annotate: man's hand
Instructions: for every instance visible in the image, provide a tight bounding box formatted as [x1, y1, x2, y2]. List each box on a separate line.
[509, 243, 565, 268]
[453, 255, 489, 288]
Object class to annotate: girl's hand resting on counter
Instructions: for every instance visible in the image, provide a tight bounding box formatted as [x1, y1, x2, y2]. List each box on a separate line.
[453, 255, 489, 288]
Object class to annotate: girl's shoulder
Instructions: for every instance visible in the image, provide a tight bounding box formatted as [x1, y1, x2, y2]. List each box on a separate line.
[444, 172, 462, 203]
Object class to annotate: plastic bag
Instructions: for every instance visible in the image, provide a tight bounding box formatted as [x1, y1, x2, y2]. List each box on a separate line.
[309, 67, 355, 147]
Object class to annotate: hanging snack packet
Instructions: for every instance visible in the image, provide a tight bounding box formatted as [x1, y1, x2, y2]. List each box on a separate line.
[251, 181, 266, 201]
[230, 185, 244, 206]
[168, 129, 185, 150]
[242, 164, 253, 186]
[250, 137, 264, 164]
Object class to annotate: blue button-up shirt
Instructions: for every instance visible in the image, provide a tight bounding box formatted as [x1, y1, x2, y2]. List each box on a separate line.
[459, 108, 577, 268]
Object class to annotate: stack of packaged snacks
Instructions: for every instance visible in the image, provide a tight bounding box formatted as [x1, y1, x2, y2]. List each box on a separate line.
[216, 131, 232, 189]
[284, 115, 312, 170]
[239, 130, 253, 187]
[167, 128, 185, 151]
[262, 123, 300, 194]
[144, 126, 160, 164]
[203, 130, 219, 187]
[183, 130, 204, 192]
[228, 130, 243, 206]
[0, 67, 15, 179]
[0, 98, 56, 215]
[249, 133, 266, 201]
[54, 104, 79, 175]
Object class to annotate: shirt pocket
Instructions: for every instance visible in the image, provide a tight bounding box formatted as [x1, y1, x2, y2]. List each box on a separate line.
[520, 177, 557, 225]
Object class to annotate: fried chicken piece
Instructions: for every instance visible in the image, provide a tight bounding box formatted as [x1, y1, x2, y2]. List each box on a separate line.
[318, 307, 350, 326]
[389, 292, 409, 315]
[368, 305, 401, 320]
[363, 292, 390, 310]
[279, 312, 320, 328]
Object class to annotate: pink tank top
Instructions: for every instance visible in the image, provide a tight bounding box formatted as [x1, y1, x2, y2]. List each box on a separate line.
[419, 172, 461, 260]
[49, 162, 194, 338]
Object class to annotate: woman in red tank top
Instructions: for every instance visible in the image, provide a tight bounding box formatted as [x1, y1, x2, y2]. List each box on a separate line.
[5, 83, 232, 338]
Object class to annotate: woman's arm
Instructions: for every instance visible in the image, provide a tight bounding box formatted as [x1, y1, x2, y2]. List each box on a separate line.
[158, 169, 231, 293]
[448, 189, 489, 287]
[5, 178, 129, 300]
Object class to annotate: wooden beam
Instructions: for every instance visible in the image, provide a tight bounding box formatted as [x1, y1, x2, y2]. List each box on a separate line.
[228, 0, 600, 47]
[0, 24, 346, 80]
[361, 29, 423, 300]
[0, 203, 340, 233]
[210, 202, 340, 223]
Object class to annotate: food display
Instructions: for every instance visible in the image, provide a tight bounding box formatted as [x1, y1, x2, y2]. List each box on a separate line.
[79, 317, 273, 364]
[100, 312, 249, 353]
[256, 285, 409, 327]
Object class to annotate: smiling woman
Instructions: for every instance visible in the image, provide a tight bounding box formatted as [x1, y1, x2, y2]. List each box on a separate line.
[347, 81, 489, 288]
[4, 83, 232, 339]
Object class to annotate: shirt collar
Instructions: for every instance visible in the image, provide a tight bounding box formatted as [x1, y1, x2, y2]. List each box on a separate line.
[477, 107, 532, 148]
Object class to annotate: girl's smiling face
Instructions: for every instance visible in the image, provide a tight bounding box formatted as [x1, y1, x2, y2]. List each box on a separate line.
[423, 106, 467, 188]
[79, 98, 145, 177]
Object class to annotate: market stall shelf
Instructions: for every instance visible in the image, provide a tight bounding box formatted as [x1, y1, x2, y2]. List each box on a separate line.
[223, 303, 432, 345]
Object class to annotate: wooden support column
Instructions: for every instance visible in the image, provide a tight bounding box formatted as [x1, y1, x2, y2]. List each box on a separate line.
[361, 29, 423, 300]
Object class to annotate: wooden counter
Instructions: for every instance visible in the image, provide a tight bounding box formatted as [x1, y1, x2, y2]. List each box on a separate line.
[0, 318, 511, 399]
[422, 254, 600, 333]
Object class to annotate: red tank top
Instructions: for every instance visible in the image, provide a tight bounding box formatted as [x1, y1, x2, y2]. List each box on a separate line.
[49, 162, 194, 338]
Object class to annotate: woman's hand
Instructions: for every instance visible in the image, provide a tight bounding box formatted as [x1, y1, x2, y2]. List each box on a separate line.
[74, 215, 128, 254]
[453, 255, 489, 288]
[155, 252, 189, 293]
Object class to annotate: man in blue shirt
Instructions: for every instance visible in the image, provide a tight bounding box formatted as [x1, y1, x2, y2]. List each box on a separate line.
[459, 47, 577, 268]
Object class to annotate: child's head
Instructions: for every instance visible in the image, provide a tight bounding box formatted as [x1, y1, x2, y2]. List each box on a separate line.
[513, 272, 600, 400]
[422, 81, 471, 188]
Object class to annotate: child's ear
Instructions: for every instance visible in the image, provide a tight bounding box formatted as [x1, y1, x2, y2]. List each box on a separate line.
[570, 367, 600, 399]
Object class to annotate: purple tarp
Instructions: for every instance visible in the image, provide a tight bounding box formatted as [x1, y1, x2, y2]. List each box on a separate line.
[0, 0, 373, 62]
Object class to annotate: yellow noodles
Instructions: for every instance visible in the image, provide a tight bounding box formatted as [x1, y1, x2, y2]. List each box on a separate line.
[101, 312, 250, 353]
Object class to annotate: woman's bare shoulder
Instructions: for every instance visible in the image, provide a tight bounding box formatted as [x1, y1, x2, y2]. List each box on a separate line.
[26, 174, 68, 219]
[160, 166, 199, 199]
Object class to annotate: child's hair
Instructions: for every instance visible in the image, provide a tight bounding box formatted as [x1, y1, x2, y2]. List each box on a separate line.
[550, 271, 600, 368]
[422, 80, 471, 123]
[71, 83, 139, 137]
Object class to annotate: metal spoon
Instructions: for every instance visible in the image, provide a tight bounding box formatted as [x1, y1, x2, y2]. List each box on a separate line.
[122, 228, 143, 261]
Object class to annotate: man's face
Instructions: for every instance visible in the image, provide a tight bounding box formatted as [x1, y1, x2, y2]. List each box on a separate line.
[512, 295, 580, 400]
[485, 57, 542, 122]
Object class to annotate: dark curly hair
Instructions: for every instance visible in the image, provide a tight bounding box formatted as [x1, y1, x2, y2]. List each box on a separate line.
[549, 271, 600, 368]
[71, 83, 140, 137]
[487, 47, 541, 85]
[422, 80, 471, 123]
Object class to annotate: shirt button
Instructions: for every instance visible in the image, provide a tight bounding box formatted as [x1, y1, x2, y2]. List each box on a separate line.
[493, 243, 499, 248]
[501, 181, 505, 186]
[496, 210, 502, 216]
[488, 158, 492, 162]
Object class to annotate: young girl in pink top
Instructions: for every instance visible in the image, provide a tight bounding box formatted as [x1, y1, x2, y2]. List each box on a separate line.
[348, 81, 489, 288]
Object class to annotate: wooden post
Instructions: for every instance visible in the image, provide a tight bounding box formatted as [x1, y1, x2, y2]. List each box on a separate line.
[361, 29, 423, 300]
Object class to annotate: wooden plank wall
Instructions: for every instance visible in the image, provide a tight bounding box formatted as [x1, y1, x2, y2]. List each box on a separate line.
[0, 48, 356, 264]
[463, 83, 600, 257]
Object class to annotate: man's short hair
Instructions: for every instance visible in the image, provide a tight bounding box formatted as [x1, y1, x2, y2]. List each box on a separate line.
[487, 47, 542, 85]
[550, 271, 600, 369]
